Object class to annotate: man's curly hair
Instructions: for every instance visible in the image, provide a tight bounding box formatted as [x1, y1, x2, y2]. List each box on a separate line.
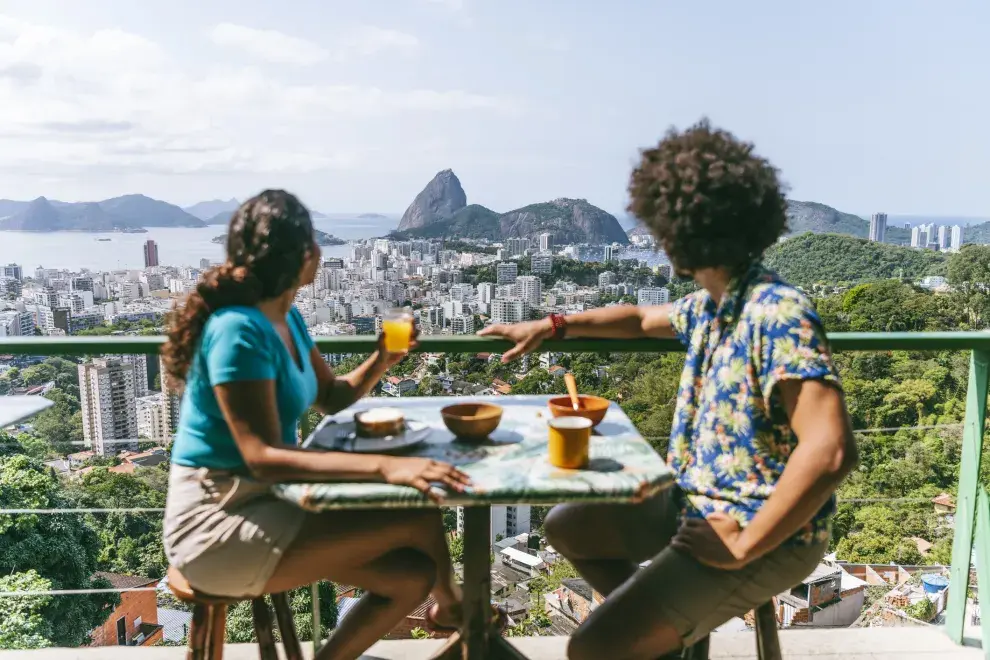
[628, 119, 788, 276]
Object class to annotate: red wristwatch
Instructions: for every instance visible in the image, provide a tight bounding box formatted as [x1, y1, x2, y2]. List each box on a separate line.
[547, 313, 567, 340]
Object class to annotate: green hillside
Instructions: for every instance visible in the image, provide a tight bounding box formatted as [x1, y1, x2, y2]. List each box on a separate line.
[764, 232, 947, 288]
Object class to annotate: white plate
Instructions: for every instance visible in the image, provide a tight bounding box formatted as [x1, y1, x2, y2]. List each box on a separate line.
[305, 418, 432, 454]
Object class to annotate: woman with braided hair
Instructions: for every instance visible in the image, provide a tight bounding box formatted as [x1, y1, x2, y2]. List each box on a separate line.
[161, 190, 465, 659]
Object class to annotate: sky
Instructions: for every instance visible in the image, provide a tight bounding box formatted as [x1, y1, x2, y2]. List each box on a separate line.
[0, 0, 987, 217]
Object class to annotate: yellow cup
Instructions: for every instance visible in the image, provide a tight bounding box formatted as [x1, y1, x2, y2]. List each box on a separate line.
[382, 311, 413, 353]
[548, 416, 592, 469]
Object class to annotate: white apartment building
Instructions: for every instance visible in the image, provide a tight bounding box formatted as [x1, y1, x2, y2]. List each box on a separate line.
[79, 358, 139, 456]
[450, 283, 475, 302]
[516, 276, 542, 306]
[0, 310, 34, 336]
[539, 233, 555, 253]
[136, 393, 168, 444]
[950, 225, 964, 252]
[450, 314, 476, 334]
[491, 299, 529, 324]
[496, 262, 518, 285]
[477, 283, 495, 305]
[598, 271, 616, 288]
[603, 245, 617, 263]
[637, 287, 670, 306]
[937, 225, 949, 250]
[531, 254, 553, 275]
[456, 505, 531, 546]
[868, 212, 887, 243]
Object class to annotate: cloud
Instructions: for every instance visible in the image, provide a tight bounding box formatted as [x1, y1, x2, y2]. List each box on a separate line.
[208, 23, 329, 65]
[340, 26, 419, 57]
[424, 0, 465, 10]
[0, 14, 521, 180]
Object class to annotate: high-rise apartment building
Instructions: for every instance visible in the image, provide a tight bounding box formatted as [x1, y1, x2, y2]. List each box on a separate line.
[159, 356, 181, 443]
[450, 314, 476, 334]
[143, 240, 159, 268]
[603, 245, 616, 263]
[539, 233, 555, 253]
[79, 358, 139, 456]
[491, 299, 528, 324]
[506, 238, 530, 257]
[496, 262, 518, 285]
[531, 254, 553, 275]
[598, 271, 616, 288]
[637, 287, 670, 306]
[3, 263, 23, 281]
[516, 276, 542, 306]
[136, 393, 168, 444]
[868, 213, 887, 243]
[950, 225, 964, 253]
[477, 283, 495, 304]
[113, 354, 149, 397]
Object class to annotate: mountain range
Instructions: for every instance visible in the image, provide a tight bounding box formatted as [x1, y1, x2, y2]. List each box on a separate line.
[0, 195, 205, 232]
[394, 170, 630, 245]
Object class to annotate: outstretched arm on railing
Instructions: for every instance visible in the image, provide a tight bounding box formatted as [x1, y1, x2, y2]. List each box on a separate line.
[478, 304, 676, 363]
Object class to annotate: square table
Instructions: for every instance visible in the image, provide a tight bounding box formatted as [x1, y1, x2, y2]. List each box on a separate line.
[274, 395, 675, 659]
[0, 395, 54, 428]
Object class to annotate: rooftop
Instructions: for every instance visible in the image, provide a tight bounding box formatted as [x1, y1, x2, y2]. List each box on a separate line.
[1, 629, 981, 659]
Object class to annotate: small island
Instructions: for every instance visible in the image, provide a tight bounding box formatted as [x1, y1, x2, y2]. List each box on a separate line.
[358, 213, 389, 219]
[211, 229, 345, 246]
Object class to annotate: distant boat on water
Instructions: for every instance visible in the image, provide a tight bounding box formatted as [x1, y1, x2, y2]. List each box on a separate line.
[97, 238, 111, 242]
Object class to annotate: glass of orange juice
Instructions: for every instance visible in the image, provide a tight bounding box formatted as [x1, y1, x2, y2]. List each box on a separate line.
[382, 307, 414, 353]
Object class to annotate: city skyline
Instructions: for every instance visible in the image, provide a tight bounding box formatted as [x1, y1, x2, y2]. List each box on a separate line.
[0, 1, 986, 217]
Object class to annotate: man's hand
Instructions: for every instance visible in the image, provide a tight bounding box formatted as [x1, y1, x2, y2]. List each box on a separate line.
[670, 513, 753, 570]
[478, 319, 554, 363]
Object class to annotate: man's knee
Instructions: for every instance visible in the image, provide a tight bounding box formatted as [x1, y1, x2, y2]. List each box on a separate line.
[381, 548, 436, 601]
[544, 504, 582, 554]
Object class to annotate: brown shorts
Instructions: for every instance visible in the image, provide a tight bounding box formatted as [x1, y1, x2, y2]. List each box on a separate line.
[552, 490, 827, 647]
[163, 465, 305, 598]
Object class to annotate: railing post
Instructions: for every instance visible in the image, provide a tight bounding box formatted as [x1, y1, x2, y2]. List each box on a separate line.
[300, 411, 322, 655]
[946, 350, 989, 644]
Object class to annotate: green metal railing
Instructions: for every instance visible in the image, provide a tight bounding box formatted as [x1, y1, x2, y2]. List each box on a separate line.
[2, 332, 990, 653]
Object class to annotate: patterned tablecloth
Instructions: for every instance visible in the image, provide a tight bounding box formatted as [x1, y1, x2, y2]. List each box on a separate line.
[273, 395, 675, 511]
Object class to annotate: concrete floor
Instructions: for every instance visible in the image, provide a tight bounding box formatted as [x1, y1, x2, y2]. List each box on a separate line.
[0, 628, 982, 659]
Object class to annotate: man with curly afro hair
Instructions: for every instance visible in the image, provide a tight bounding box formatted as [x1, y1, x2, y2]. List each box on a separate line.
[481, 120, 857, 659]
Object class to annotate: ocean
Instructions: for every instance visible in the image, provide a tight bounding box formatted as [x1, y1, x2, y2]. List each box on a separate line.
[0, 215, 398, 272]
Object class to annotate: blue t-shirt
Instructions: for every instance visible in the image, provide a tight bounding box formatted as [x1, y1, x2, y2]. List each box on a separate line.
[171, 306, 319, 471]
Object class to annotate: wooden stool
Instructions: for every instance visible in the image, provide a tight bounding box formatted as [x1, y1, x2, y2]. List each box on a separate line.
[682, 601, 781, 660]
[167, 566, 303, 660]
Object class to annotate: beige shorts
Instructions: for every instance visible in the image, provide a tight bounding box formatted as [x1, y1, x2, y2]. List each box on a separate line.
[163, 465, 306, 598]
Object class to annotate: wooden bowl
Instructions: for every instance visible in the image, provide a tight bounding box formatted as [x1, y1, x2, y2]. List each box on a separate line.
[355, 408, 406, 438]
[547, 395, 610, 427]
[441, 403, 503, 441]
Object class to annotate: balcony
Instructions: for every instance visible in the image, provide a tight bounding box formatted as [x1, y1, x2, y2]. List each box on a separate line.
[1, 333, 989, 659]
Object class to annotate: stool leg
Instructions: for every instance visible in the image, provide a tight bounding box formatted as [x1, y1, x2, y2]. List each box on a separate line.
[271, 592, 303, 660]
[754, 601, 782, 660]
[207, 603, 227, 660]
[187, 603, 210, 660]
[252, 597, 279, 660]
[683, 635, 710, 660]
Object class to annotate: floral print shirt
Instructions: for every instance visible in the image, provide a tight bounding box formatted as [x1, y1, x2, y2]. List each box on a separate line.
[668, 263, 840, 545]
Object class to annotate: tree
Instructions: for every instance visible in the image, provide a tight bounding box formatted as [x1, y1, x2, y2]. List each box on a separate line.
[66, 468, 169, 578]
[0, 455, 118, 647]
[0, 571, 54, 650]
[224, 582, 338, 643]
[947, 244, 990, 289]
